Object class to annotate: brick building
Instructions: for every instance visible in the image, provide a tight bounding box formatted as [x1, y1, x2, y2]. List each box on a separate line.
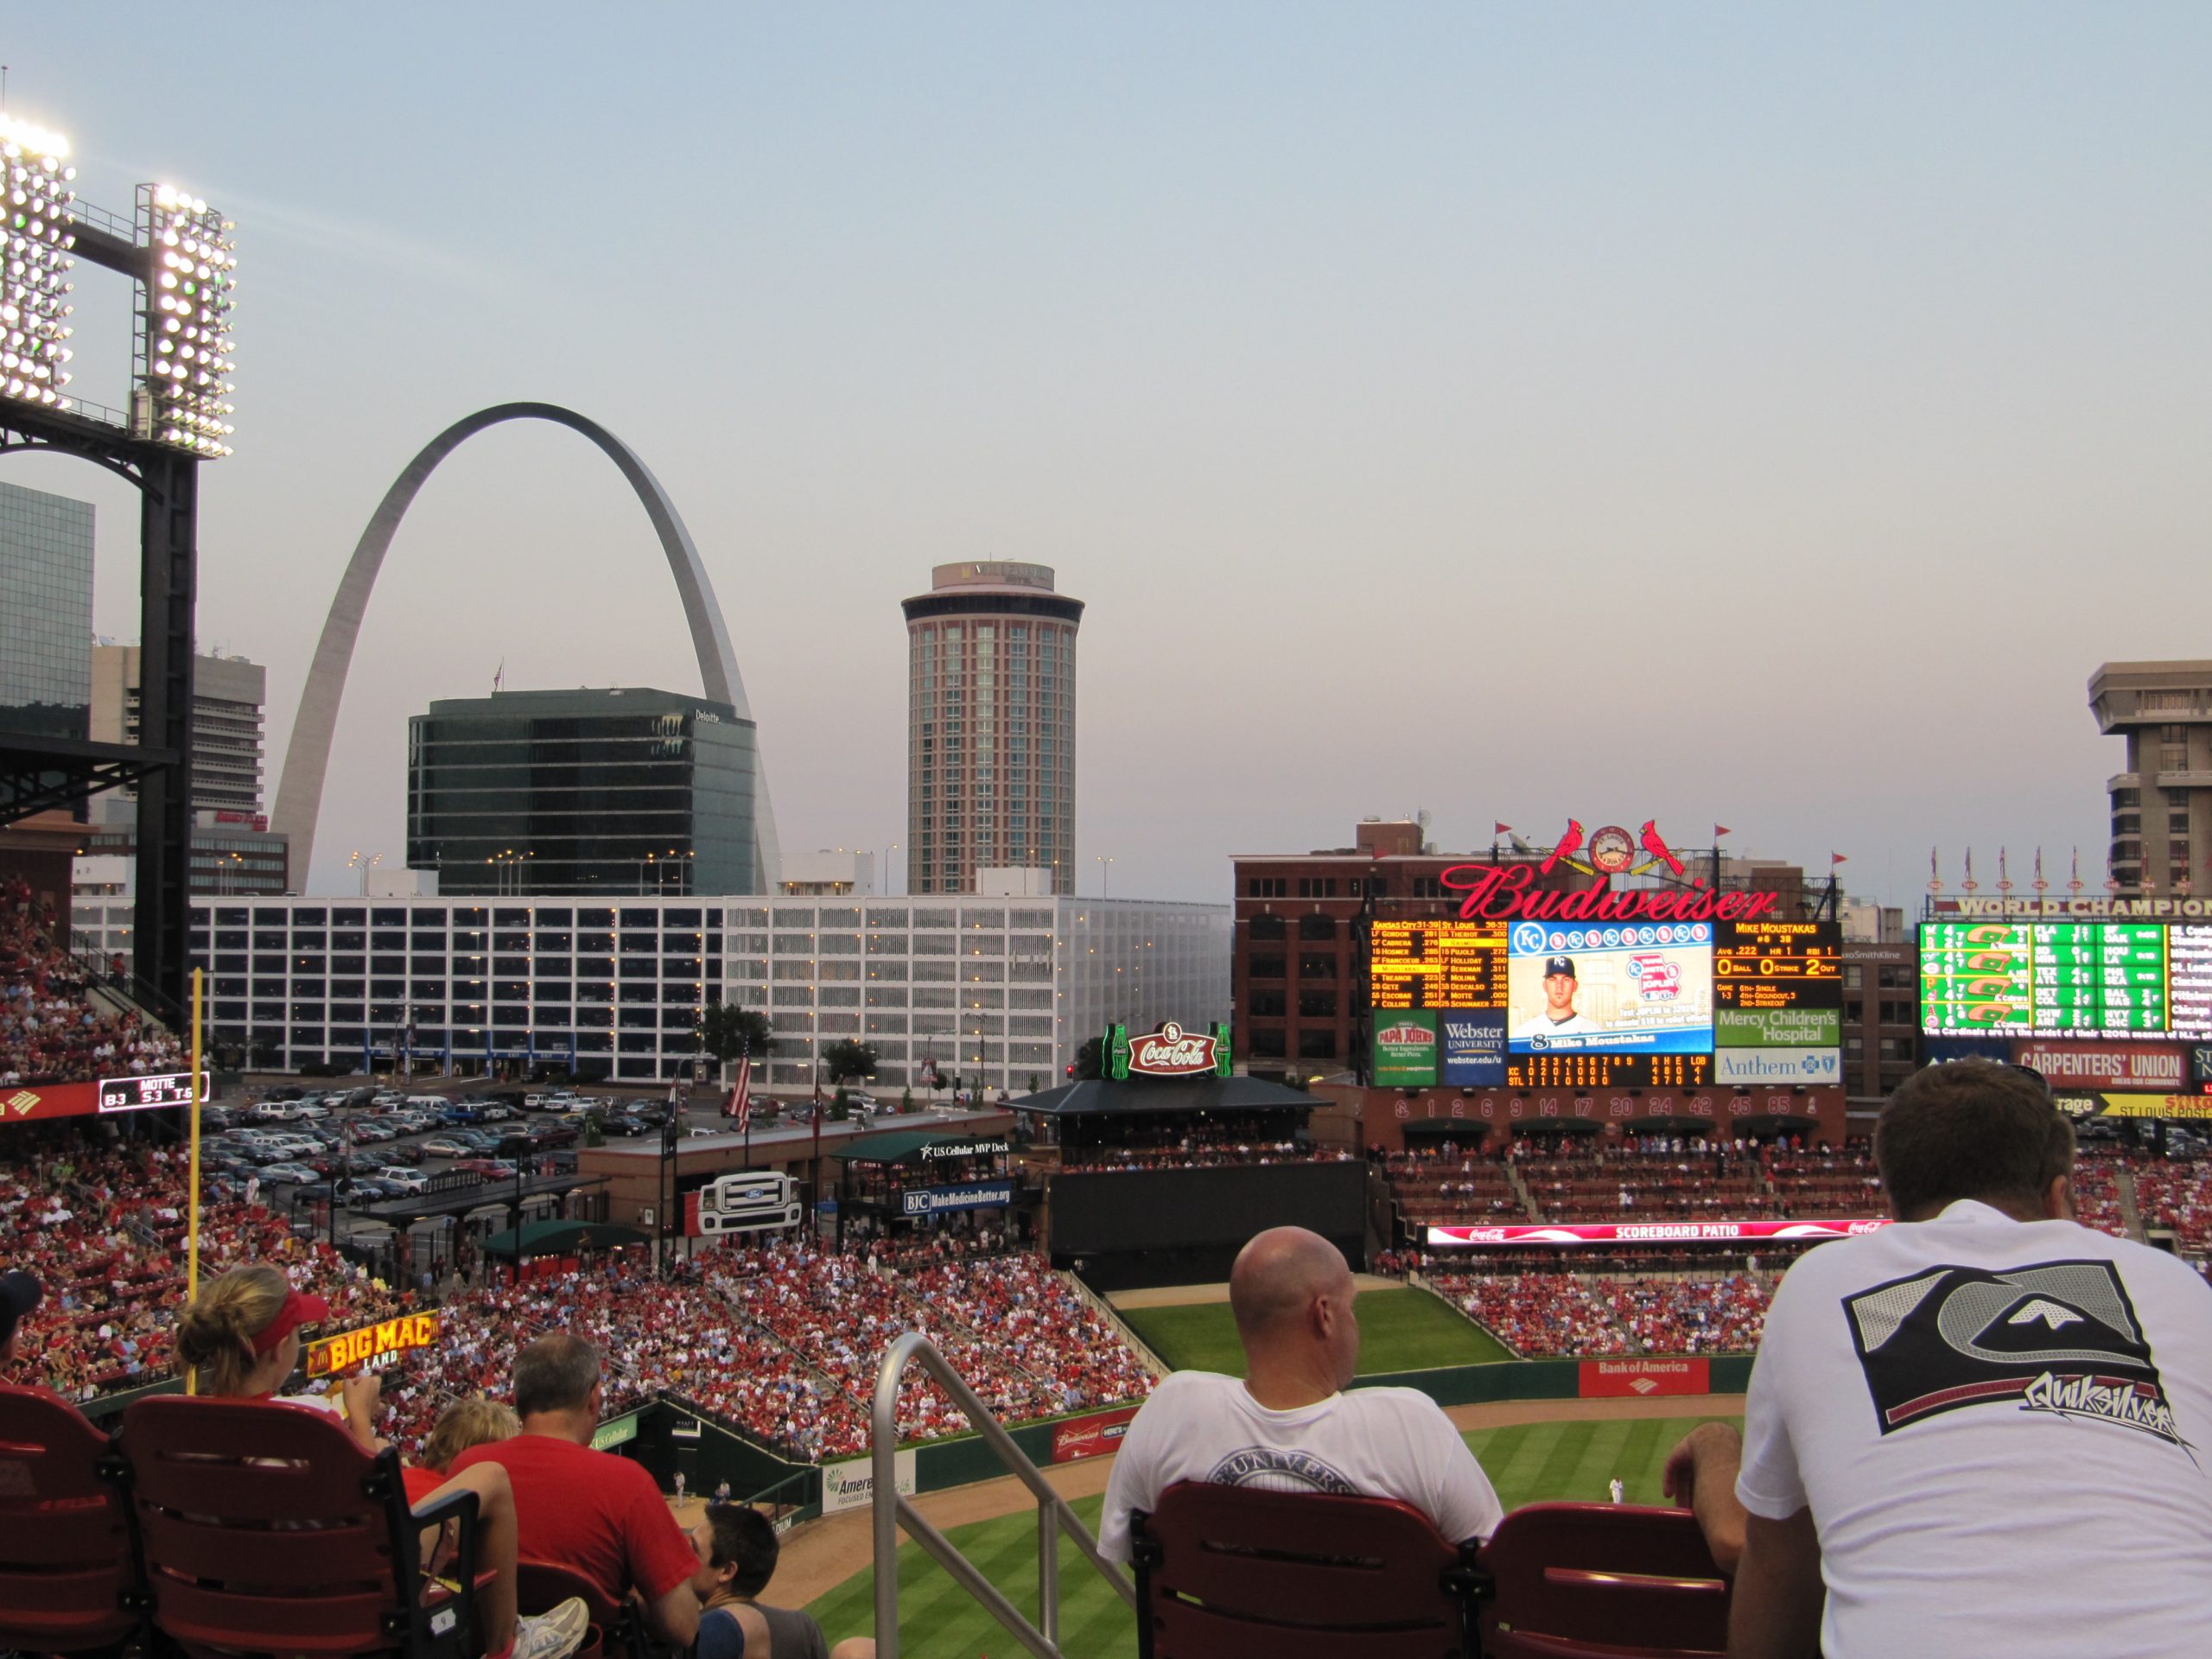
[1840, 939, 1920, 1108]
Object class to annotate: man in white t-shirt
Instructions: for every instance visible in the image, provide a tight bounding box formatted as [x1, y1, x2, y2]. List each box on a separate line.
[1097, 1227, 1502, 1563]
[1674, 1058, 2212, 1659]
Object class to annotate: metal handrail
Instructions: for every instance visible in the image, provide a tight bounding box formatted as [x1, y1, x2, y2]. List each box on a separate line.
[871, 1332, 1135, 1659]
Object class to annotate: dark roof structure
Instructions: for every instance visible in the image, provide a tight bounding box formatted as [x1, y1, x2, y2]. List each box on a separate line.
[1011, 1076, 1319, 1118]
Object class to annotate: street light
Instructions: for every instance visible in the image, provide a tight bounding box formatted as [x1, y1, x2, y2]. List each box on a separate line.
[1095, 855, 1114, 899]
[347, 850, 383, 896]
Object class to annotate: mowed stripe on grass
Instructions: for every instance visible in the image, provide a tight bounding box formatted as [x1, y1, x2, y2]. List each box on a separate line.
[804, 1414, 1744, 1658]
[1120, 1285, 1513, 1377]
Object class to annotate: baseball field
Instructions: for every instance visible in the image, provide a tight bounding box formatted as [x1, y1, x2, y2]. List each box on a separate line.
[802, 1411, 1745, 1657]
[1117, 1283, 1516, 1375]
[795, 1281, 1728, 1656]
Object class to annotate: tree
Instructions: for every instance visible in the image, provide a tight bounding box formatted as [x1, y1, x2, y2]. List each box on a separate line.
[1074, 1036, 1104, 1080]
[821, 1039, 879, 1090]
[696, 1001, 773, 1068]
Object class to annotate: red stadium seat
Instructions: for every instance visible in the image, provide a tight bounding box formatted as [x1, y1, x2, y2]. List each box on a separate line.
[1130, 1480, 1489, 1658]
[1478, 1502, 1731, 1658]
[119, 1395, 486, 1659]
[0, 1382, 142, 1653]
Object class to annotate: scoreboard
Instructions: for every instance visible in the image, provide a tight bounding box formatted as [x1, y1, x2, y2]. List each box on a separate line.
[1506, 1052, 1713, 1090]
[1713, 921, 1844, 1010]
[1368, 916, 1836, 1089]
[97, 1071, 207, 1113]
[1370, 920, 1506, 1010]
[1919, 922, 2211, 1038]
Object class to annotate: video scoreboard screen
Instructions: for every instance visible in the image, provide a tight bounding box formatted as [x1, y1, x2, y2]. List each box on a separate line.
[1367, 916, 1840, 1089]
[1920, 921, 2212, 1039]
[97, 1071, 207, 1113]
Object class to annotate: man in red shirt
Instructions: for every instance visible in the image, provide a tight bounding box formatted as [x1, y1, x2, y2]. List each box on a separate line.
[452, 1334, 737, 1652]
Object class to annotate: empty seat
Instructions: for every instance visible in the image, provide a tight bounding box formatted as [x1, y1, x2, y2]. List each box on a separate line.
[0, 1382, 140, 1653]
[1479, 1501, 1731, 1658]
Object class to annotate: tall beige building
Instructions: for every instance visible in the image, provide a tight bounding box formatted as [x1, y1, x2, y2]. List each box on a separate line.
[903, 563, 1082, 894]
[90, 645, 267, 817]
[2090, 659, 2212, 895]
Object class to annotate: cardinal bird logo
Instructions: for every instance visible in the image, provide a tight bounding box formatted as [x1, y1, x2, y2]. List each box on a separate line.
[1539, 819, 1586, 876]
[1639, 821, 1685, 876]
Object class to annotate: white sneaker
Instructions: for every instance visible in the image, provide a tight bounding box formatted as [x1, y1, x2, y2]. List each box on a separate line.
[512, 1596, 590, 1659]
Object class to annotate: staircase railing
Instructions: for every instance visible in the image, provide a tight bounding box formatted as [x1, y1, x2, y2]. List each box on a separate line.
[870, 1332, 1135, 1658]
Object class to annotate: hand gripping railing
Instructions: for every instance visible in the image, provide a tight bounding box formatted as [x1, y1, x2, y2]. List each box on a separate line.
[871, 1332, 1136, 1658]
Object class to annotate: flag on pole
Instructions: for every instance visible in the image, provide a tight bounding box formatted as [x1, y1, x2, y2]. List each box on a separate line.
[1714, 824, 1732, 840]
[725, 1053, 752, 1130]
[1831, 852, 1848, 865]
[493, 658, 505, 693]
[1493, 822, 1512, 836]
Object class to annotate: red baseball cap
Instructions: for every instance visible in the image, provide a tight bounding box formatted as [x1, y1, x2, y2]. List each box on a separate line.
[250, 1288, 332, 1356]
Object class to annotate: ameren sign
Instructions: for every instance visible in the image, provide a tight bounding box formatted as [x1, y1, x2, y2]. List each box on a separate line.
[306, 1311, 441, 1377]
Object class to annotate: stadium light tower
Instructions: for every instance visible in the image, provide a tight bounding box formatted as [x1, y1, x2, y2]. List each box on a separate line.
[0, 109, 241, 1010]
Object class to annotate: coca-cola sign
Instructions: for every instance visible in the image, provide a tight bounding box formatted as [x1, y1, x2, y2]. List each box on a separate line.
[1426, 1218, 1887, 1249]
[1125, 1022, 1219, 1077]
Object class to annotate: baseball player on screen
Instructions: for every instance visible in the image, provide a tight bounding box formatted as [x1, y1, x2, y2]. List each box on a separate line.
[1515, 955, 1601, 1039]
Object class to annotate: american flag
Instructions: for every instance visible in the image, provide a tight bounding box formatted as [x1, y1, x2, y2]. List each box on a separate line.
[726, 1053, 752, 1131]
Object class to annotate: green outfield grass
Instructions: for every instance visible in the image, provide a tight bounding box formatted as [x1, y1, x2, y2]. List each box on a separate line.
[805, 1413, 1743, 1657]
[1119, 1285, 1513, 1377]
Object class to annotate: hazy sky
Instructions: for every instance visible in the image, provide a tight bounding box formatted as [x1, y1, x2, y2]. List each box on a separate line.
[9, 5, 2209, 906]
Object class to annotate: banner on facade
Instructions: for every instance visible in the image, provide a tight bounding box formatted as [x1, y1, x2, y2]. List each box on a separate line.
[1580, 1358, 1712, 1398]
[823, 1450, 917, 1515]
[1052, 1405, 1141, 1464]
[1427, 1219, 1888, 1249]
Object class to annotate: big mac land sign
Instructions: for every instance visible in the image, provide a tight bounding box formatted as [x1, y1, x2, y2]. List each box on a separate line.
[306, 1312, 442, 1378]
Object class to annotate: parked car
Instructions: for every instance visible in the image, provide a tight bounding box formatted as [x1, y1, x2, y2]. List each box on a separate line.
[293, 1102, 330, 1120]
[420, 1137, 473, 1158]
[478, 1103, 514, 1122]
[596, 1116, 651, 1138]
[440, 1105, 485, 1125]
[380, 1142, 428, 1165]
[259, 1162, 317, 1184]
[351, 1122, 396, 1142]
[375, 1168, 429, 1194]
[349, 1178, 405, 1202]
[451, 1158, 518, 1179]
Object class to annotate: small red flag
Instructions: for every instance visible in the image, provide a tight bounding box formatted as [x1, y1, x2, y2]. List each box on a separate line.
[1831, 852, 1849, 865]
[1713, 824, 1732, 840]
[1493, 822, 1512, 836]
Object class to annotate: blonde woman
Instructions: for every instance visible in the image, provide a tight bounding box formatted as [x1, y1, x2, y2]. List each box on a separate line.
[175, 1266, 587, 1659]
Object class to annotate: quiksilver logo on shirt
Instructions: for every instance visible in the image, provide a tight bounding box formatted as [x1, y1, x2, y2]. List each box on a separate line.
[1845, 1259, 2189, 1452]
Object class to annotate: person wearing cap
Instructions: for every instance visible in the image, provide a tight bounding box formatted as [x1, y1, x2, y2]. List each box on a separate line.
[176, 1265, 588, 1659]
[1513, 956, 1600, 1039]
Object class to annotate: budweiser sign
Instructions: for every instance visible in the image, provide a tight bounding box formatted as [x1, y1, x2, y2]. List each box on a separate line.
[1126, 1022, 1219, 1077]
[1440, 863, 1778, 925]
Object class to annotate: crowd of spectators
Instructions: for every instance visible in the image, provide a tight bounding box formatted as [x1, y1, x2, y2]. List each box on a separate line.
[0, 877, 183, 1085]
[1429, 1272, 1635, 1357]
[1588, 1274, 1770, 1354]
[1057, 1141, 1352, 1174]
[2133, 1157, 2212, 1254]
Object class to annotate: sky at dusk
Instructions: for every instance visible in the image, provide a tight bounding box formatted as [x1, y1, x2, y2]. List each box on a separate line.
[7, 4, 2209, 905]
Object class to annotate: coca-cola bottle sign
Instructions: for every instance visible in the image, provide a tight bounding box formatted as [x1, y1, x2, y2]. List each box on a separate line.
[1125, 1021, 1218, 1077]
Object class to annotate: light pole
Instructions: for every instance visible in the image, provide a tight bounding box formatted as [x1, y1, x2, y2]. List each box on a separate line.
[347, 850, 383, 896]
[878, 843, 899, 897]
[1095, 855, 1114, 899]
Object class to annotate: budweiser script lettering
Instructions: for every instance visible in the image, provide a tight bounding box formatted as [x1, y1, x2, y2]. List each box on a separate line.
[1439, 864, 1779, 925]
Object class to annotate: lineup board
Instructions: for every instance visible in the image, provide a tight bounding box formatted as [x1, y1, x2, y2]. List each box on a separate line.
[1369, 920, 1506, 1011]
[1919, 922, 2186, 1035]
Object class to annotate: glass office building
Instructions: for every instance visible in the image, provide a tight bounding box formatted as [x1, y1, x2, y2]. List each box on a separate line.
[406, 688, 758, 897]
[181, 893, 1230, 1090]
[0, 480, 94, 741]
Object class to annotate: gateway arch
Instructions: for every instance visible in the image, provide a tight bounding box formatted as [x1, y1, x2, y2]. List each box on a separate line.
[271, 401, 782, 891]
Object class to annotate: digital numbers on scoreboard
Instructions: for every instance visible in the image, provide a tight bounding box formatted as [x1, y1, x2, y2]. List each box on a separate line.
[97, 1071, 206, 1114]
[1505, 1052, 1713, 1090]
[1369, 920, 1507, 1011]
[1713, 920, 1843, 1009]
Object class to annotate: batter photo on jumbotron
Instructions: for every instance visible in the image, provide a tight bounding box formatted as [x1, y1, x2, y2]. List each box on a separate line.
[1507, 920, 1715, 1052]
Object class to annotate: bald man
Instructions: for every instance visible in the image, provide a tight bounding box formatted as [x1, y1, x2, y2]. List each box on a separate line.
[1097, 1228, 1501, 1561]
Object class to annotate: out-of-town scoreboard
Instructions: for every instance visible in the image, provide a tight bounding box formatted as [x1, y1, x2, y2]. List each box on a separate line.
[1921, 922, 2211, 1038]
